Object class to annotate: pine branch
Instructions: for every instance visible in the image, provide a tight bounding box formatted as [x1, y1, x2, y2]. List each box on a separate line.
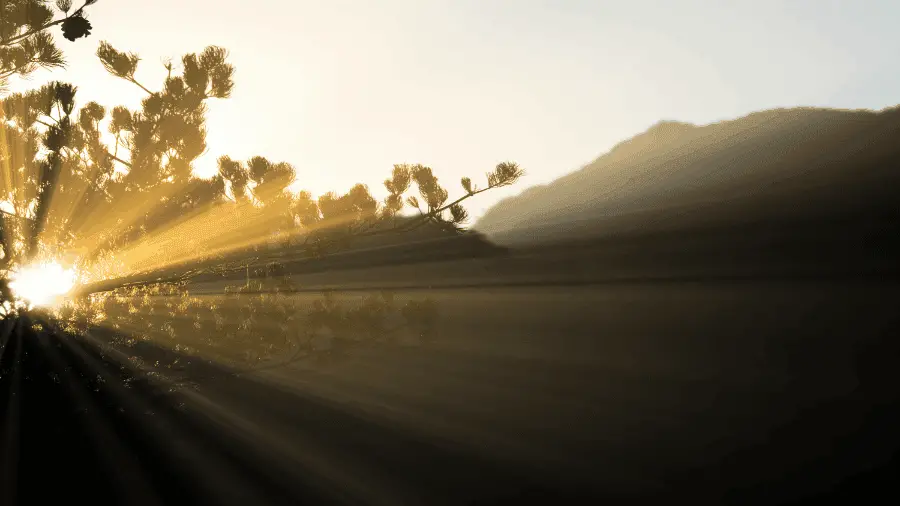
[0, 59, 43, 80]
[0, 1, 93, 47]
[127, 77, 152, 95]
[360, 185, 492, 237]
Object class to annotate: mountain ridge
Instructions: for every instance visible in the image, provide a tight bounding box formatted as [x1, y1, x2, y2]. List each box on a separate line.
[474, 105, 900, 245]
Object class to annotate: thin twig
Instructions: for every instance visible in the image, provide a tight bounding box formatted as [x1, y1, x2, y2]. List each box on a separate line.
[128, 77, 153, 95]
[107, 152, 133, 168]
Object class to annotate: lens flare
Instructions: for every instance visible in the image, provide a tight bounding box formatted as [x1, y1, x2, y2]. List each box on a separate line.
[8, 261, 76, 308]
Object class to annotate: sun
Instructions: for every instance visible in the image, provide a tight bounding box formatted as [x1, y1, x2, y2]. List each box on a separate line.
[8, 261, 77, 308]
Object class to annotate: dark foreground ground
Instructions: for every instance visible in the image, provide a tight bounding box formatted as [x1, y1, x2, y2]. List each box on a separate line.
[2, 215, 900, 505]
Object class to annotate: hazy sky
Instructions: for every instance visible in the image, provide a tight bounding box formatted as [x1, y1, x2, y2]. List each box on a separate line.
[12, 0, 900, 221]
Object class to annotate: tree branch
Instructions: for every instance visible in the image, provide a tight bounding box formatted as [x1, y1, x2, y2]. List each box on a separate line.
[0, 1, 92, 47]
[106, 151, 132, 168]
[357, 185, 492, 238]
[127, 77, 153, 95]
[0, 208, 35, 223]
[0, 59, 44, 80]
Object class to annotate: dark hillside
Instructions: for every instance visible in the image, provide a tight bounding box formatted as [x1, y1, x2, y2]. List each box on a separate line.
[476, 106, 900, 246]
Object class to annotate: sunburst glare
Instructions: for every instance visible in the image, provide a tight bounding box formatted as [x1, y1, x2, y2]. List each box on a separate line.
[8, 261, 77, 308]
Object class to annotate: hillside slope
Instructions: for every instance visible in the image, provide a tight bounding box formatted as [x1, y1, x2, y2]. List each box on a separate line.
[475, 106, 900, 245]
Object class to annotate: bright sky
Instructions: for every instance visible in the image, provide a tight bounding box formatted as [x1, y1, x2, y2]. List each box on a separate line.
[11, 0, 900, 222]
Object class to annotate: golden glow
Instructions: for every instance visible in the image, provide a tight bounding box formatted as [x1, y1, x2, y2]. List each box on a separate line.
[9, 261, 77, 308]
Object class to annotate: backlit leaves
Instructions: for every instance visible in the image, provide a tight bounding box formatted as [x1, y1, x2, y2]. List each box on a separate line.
[291, 191, 319, 228]
[54, 81, 76, 115]
[449, 203, 468, 225]
[78, 101, 105, 128]
[181, 53, 209, 94]
[487, 161, 524, 188]
[461, 176, 473, 194]
[109, 105, 133, 133]
[218, 155, 249, 201]
[17, 31, 64, 69]
[199, 46, 234, 99]
[412, 165, 449, 210]
[97, 41, 139, 79]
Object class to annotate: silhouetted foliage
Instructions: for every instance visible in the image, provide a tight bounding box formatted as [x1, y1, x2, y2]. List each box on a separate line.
[0, 2, 522, 372]
[0, 1, 96, 89]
